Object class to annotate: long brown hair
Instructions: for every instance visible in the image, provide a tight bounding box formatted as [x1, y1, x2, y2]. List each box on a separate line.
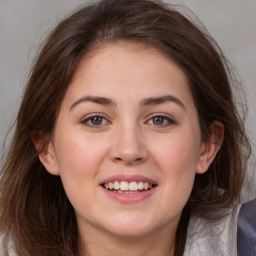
[0, 0, 251, 255]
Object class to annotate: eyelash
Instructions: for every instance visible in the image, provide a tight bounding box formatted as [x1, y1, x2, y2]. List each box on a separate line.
[146, 114, 176, 127]
[81, 114, 176, 128]
[81, 114, 110, 127]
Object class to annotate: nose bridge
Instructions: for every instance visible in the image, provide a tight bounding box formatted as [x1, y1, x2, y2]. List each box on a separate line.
[110, 119, 148, 164]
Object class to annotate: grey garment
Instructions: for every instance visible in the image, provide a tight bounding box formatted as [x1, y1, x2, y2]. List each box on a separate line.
[184, 205, 241, 256]
[0, 236, 15, 256]
[237, 199, 256, 256]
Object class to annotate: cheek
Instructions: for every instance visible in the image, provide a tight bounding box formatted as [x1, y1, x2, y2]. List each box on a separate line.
[52, 134, 104, 212]
[152, 131, 201, 173]
[150, 131, 200, 205]
[54, 132, 107, 176]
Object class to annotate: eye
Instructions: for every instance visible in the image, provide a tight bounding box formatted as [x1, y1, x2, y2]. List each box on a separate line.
[147, 115, 176, 127]
[81, 115, 109, 127]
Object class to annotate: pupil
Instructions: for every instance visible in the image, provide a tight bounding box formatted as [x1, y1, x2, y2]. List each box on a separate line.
[92, 117, 102, 125]
[153, 117, 164, 125]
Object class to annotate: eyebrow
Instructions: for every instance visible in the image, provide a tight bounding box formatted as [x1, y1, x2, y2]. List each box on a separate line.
[69, 96, 115, 111]
[69, 94, 185, 111]
[141, 95, 185, 109]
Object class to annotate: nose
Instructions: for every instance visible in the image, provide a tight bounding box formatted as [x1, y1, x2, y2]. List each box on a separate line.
[109, 123, 148, 165]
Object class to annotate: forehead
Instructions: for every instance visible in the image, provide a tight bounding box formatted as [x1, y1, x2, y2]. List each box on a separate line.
[61, 41, 196, 112]
[74, 43, 189, 89]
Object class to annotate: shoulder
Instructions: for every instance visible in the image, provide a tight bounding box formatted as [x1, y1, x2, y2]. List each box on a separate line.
[237, 198, 256, 256]
[183, 204, 242, 256]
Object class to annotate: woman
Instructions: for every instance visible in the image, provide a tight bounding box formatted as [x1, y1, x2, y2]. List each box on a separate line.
[0, 0, 251, 255]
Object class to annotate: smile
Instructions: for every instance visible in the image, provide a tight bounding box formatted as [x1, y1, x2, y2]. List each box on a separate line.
[102, 181, 156, 193]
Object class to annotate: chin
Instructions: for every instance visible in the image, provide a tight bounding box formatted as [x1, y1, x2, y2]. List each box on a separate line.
[108, 226, 153, 238]
[102, 214, 156, 238]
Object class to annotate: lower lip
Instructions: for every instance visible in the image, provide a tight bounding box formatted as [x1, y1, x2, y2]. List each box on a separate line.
[100, 186, 157, 203]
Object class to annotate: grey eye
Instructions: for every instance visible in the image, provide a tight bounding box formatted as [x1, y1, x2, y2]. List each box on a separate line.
[90, 116, 104, 125]
[82, 115, 108, 127]
[152, 116, 165, 125]
[147, 115, 176, 127]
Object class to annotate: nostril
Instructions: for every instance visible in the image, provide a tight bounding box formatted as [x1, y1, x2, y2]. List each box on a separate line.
[114, 156, 143, 163]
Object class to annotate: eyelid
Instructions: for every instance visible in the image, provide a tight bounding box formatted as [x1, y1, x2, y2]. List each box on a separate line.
[145, 113, 176, 126]
[81, 113, 111, 127]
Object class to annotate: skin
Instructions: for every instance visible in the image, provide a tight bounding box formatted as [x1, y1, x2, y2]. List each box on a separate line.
[38, 42, 223, 256]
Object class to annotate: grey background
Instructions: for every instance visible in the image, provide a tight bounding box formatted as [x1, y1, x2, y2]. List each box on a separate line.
[0, 0, 255, 199]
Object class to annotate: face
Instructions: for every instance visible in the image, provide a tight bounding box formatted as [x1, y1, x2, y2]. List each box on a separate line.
[40, 42, 219, 240]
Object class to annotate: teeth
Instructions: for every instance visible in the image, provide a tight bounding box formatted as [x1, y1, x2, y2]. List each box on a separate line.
[138, 181, 144, 190]
[109, 182, 114, 190]
[144, 182, 149, 190]
[103, 181, 154, 192]
[120, 181, 129, 191]
[114, 181, 119, 190]
[129, 181, 138, 191]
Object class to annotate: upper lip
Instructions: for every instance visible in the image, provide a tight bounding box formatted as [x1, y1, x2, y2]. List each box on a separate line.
[100, 174, 157, 185]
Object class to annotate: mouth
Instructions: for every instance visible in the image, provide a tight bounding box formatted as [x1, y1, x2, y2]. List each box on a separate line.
[101, 181, 157, 194]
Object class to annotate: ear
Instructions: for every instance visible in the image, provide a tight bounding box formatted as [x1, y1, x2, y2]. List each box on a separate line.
[32, 136, 60, 176]
[196, 120, 224, 174]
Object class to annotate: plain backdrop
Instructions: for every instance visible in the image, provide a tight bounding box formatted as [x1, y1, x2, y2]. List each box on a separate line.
[0, 0, 255, 199]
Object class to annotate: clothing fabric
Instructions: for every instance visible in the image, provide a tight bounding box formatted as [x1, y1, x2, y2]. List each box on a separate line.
[184, 204, 241, 256]
[0, 236, 15, 256]
[237, 199, 256, 256]
[0, 205, 242, 256]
